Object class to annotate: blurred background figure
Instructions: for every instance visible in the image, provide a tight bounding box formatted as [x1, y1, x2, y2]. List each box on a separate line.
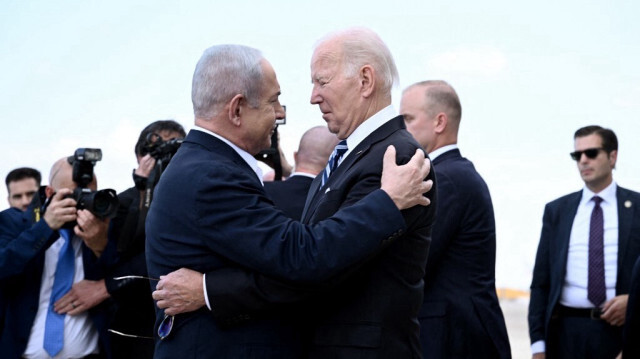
[106, 119, 185, 359]
[1, 155, 115, 359]
[264, 125, 338, 220]
[5, 167, 41, 211]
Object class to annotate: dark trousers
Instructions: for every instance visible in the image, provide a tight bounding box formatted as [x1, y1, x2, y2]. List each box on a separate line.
[548, 316, 622, 359]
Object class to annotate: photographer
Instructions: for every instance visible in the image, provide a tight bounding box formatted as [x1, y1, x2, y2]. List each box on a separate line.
[0, 155, 117, 359]
[106, 120, 185, 359]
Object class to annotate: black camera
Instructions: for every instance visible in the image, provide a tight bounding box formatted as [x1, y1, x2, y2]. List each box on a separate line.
[142, 133, 184, 163]
[66, 148, 119, 219]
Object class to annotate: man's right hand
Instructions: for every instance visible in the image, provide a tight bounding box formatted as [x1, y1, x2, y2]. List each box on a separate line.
[43, 188, 77, 230]
[381, 146, 432, 210]
[532, 353, 545, 359]
[135, 154, 157, 178]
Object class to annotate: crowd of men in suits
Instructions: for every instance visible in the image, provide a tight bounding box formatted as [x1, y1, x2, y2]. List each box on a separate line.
[1, 25, 639, 359]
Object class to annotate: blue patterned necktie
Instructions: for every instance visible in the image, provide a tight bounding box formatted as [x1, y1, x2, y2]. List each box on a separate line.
[43, 228, 75, 357]
[320, 140, 348, 189]
[588, 196, 606, 307]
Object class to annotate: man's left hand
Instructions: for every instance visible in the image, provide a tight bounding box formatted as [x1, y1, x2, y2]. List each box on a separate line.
[601, 294, 629, 326]
[153, 268, 205, 316]
[75, 209, 109, 258]
[54, 279, 110, 315]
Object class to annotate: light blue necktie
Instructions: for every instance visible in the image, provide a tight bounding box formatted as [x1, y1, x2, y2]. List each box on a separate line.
[43, 228, 75, 357]
[320, 140, 348, 189]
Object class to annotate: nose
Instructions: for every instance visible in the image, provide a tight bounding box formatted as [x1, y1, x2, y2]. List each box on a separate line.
[275, 102, 285, 120]
[310, 85, 321, 105]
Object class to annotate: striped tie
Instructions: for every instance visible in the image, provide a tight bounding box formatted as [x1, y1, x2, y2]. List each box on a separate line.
[320, 140, 348, 189]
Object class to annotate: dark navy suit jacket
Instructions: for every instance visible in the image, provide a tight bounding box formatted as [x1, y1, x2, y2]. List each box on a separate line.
[264, 175, 314, 221]
[0, 205, 116, 359]
[623, 255, 640, 358]
[144, 129, 408, 359]
[529, 186, 640, 351]
[418, 148, 511, 359]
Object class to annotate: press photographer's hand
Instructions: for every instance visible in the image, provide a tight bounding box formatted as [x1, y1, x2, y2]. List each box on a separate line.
[43, 189, 77, 230]
[74, 209, 109, 258]
[135, 154, 156, 178]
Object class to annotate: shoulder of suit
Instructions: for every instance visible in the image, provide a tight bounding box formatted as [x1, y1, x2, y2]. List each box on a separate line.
[547, 190, 582, 208]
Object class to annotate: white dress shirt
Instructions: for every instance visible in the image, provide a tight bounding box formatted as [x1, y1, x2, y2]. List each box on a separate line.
[23, 233, 99, 359]
[561, 181, 618, 307]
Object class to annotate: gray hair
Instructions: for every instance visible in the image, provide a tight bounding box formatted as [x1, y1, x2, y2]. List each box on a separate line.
[317, 27, 399, 94]
[191, 44, 264, 119]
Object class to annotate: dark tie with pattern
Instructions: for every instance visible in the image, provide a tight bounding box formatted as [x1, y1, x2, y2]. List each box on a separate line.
[320, 140, 348, 189]
[588, 196, 606, 307]
[43, 228, 75, 357]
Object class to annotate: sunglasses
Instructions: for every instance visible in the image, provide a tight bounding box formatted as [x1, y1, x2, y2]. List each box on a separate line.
[570, 148, 603, 161]
[107, 276, 175, 341]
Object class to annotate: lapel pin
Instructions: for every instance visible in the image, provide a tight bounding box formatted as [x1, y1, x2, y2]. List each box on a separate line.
[625, 200, 632, 208]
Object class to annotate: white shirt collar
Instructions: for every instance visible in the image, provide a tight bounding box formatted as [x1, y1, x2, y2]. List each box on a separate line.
[428, 144, 459, 160]
[289, 172, 317, 179]
[581, 180, 617, 205]
[343, 105, 397, 160]
[192, 126, 263, 184]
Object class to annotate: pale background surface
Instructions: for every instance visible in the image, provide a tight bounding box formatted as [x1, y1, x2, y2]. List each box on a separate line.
[2, 2, 638, 355]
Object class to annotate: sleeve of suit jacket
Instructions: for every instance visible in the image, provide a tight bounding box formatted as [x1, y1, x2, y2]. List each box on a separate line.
[0, 208, 58, 280]
[528, 203, 553, 344]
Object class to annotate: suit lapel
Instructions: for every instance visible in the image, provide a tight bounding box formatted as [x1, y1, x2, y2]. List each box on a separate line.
[617, 187, 634, 269]
[301, 116, 405, 223]
[557, 192, 582, 275]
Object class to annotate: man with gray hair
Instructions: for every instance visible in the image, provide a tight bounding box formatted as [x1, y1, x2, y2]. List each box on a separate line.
[146, 42, 433, 358]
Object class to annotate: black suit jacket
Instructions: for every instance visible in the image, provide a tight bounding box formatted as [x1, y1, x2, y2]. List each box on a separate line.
[105, 186, 156, 358]
[529, 186, 640, 349]
[418, 149, 511, 359]
[264, 175, 314, 220]
[0, 205, 116, 359]
[623, 255, 640, 358]
[145, 129, 409, 359]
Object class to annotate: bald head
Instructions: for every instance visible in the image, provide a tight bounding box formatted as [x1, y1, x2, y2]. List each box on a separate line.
[294, 126, 340, 175]
[47, 157, 97, 196]
[400, 80, 461, 153]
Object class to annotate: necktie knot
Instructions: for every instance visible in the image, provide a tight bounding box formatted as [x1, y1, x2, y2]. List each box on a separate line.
[592, 196, 603, 206]
[320, 140, 348, 189]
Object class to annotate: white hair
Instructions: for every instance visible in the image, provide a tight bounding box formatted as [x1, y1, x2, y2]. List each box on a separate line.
[191, 44, 264, 119]
[316, 27, 399, 94]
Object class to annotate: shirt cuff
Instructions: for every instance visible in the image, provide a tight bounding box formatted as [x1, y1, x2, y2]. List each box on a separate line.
[203, 273, 212, 310]
[531, 340, 545, 355]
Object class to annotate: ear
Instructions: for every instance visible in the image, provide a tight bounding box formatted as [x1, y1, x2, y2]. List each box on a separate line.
[434, 113, 448, 134]
[293, 150, 299, 165]
[228, 94, 245, 127]
[45, 185, 55, 198]
[609, 149, 618, 169]
[359, 65, 375, 98]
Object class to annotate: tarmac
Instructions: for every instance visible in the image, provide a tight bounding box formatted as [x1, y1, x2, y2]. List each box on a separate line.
[501, 297, 531, 359]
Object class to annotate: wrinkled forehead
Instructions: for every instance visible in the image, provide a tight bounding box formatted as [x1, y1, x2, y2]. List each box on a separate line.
[311, 41, 343, 69]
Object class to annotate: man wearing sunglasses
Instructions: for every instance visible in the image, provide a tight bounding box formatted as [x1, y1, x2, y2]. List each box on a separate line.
[529, 125, 640, 359]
